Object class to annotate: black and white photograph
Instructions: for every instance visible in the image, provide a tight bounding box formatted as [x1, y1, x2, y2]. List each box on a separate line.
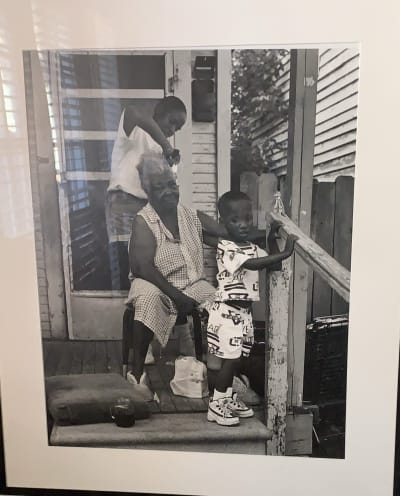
[1, 1, 400, 495]
[22, 47, 357, 458]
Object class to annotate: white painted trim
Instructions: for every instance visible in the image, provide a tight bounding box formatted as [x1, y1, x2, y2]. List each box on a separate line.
[286, 49, 319, 408]
[71, 290, 128, 298]
[29, 52, 68, 339]
[61, 88, 164, 99]
[164, 51, 174, 96]
[107, 234, 130, 243]
[216, 50, 231, 197]
[58, 49, 167, 56]
[64, 130, 117, 140]
[65, 171, 110, 181]
[50, 52, 76, 340]
[172, 50, 193, 208]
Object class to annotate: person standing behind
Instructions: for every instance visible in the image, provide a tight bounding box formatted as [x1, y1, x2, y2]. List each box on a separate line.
[106, 96, 187, 248]
[106, 96, 187, 364]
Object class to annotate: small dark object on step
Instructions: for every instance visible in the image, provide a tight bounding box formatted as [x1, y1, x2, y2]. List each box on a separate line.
[111, 397, 136, 428]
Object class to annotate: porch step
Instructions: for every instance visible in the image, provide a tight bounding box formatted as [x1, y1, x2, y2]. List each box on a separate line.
[50, 412, 272, 454]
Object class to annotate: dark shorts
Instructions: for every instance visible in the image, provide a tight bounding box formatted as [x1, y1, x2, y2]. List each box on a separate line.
[105, 190, 147, 242]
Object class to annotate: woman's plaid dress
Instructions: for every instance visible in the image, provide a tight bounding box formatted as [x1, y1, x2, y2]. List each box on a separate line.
[126, 203, 215, 347]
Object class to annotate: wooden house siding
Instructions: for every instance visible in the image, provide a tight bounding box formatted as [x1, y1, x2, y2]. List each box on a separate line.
[191, 51, 219, 283]
[27, 49, 225, 338]
[24, 54, 50, 337]
[252, 48, 359, 181]
[192, 122, 218, 282]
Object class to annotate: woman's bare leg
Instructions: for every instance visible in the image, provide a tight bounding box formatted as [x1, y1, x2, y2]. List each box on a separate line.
[131, 320, 154, 382]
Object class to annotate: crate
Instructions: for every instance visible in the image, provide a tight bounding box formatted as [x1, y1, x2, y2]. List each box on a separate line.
[303, 315, 348, 405]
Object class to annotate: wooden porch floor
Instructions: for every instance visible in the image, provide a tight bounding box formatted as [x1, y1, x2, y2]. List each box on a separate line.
[42, 339, 211, 414]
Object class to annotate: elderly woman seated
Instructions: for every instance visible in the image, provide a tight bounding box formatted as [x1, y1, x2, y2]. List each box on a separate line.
[125, 153, 217, 399]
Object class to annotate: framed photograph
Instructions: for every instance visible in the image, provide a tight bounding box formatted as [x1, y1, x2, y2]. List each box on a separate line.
[1, 1, 399, 495]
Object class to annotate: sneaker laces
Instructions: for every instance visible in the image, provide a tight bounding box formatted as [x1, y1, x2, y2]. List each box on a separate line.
[213, 398, 235, 418]
[228, 393, 247, 410]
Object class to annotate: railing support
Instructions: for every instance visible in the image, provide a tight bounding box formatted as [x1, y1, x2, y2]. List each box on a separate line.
[265, 255, 291, 455]
[270, 210, 350, 302]
[264, 195, 350, 456]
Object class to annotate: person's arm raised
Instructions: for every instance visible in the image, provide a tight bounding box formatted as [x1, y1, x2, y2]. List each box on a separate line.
[129, 215, 197, 314]
[123, 106, 176, 161]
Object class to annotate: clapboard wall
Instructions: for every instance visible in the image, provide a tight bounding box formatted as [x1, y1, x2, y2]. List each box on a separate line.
[252, 48, 359, 181]
[27, 50, 221, 340]
[191, 51, 218, 283]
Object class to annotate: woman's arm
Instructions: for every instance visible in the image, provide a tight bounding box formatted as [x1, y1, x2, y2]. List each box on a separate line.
[129, 216, 197, 314]
[202, 232, 219, 248]
[196, 210, 228, 238]
[123, 106, 173, 156]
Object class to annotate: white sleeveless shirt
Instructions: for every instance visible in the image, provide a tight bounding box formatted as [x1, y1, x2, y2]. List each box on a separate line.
[107, 111, 163, 199]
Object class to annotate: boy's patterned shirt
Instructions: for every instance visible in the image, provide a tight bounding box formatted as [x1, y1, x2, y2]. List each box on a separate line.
[214, 239, 268, 302]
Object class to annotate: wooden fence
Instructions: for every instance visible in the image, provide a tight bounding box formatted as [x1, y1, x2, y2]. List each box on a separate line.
[265, 206, 350, 454]
[241, 172, 354, 323]
[308, 175, 354, 320]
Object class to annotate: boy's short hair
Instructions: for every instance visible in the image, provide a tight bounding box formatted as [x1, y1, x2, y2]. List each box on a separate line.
[217, 191, 252, 218]
[154, 96, 187, 118]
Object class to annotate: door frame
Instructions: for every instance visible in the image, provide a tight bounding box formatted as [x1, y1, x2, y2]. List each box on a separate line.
[50, 50, 176, 339]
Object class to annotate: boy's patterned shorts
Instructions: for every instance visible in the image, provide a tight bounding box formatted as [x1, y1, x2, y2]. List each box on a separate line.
[206, 301, 254, 359]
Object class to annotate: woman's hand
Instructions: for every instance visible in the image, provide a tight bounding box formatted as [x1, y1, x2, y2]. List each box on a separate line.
[173, 292, 198, 315]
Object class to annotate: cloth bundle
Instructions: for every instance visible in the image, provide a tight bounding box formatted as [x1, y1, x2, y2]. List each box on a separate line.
[170, 356, 209, 399]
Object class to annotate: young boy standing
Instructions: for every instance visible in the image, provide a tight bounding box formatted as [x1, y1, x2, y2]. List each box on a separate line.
[206, 191, 297, 426]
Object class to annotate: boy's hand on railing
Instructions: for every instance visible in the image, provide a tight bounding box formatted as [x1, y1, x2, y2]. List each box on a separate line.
[284, 234, 298, 255]
[268, 219, 283, 239]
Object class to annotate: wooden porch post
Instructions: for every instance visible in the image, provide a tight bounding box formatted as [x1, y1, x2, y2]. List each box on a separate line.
[216, 50, 231, 197]
[265, 50, 318, 455]
[285, 49, 319, 408]
[173, 50, 193, 208]
[265, 217, 291, 455]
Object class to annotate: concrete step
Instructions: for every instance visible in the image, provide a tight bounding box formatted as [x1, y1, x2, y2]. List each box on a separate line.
[50, 412, 272, 455]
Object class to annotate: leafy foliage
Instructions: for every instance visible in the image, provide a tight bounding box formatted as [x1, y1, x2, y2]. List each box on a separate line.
[231, 49, 289, 176]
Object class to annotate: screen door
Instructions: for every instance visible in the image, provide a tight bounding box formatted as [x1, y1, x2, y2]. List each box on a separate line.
[52, 51, 173, 339]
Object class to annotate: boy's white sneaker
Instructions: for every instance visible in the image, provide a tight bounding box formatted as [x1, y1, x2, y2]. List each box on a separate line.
[226, 392, 254, 418]
[207, 398, 240, 426]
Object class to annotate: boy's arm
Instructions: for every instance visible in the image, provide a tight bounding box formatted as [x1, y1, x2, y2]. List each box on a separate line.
[123, 106, 174, 157]
[266, 220, 283, 270]
[248, 228, 267, 249]
[243, 235, 297, 271]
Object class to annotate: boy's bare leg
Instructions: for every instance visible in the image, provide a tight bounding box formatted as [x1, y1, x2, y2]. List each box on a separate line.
[207, 356, 241, 426]
[207, 353, 222, 394]
[214, 358, 240, 395]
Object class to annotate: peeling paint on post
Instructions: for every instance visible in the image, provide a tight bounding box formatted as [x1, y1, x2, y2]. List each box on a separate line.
[265, 253, 291, 456]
